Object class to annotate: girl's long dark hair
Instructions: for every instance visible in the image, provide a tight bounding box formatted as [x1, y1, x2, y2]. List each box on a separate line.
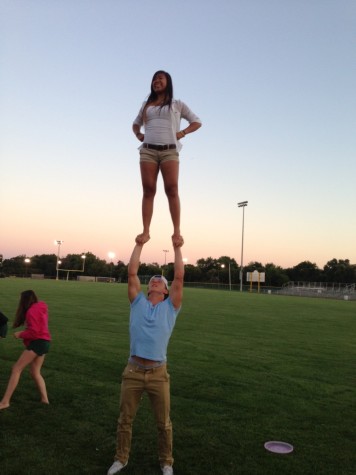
[13, 290, 38, 328]
[143, 70, 173, 121]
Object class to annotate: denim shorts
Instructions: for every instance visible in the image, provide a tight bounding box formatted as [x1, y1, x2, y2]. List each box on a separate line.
[27, 339, 50, 356]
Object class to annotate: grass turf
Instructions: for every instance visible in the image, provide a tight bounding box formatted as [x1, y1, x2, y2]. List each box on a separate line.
[0, 278, 355, 475]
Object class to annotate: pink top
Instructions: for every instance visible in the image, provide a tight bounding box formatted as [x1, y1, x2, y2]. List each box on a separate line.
[18, 301, 51, 347]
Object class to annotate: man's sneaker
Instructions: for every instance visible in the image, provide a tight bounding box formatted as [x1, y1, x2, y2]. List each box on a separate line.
[107, 460, 127, 475]
[161, 466, 173, 475]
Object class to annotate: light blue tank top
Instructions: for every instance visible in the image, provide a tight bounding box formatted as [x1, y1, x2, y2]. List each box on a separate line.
[129, 292, 181, 361]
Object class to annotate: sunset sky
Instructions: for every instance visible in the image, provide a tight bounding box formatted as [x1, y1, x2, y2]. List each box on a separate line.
[1, 0, 355, 269]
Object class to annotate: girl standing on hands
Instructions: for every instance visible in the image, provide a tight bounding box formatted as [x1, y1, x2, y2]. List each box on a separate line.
[0, 290, 51, 410]
[133, 70, 202, 247]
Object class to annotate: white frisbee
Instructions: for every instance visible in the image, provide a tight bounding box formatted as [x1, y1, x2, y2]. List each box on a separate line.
[264, 441, 294, 454]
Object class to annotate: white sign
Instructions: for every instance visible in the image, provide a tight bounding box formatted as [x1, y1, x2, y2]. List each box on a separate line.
[246, 271, 265, 283]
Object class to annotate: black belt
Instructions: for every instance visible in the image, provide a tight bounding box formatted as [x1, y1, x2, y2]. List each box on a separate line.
[143, 143, 176, 151]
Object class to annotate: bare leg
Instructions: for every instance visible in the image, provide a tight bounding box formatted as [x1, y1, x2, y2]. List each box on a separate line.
[30, 355, 49, 404]
[137, 162, 159, 244]
[0, 350, 38, 409]
[161, 160, 184, 246]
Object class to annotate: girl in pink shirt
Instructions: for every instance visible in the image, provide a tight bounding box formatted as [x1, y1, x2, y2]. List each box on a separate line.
[0, 290, 51, 410]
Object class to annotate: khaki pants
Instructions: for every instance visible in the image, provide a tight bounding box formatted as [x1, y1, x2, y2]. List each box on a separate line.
[115, 363, 173, 467]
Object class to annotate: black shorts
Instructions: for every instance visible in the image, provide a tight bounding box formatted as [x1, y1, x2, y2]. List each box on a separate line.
[27, 339, 50, 356]
[0, 312, 8, 338]
[0, 323, 8, 338]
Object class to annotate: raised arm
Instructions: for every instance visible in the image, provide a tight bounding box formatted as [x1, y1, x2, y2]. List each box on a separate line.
[128, 242, 144, 303]
[169, 242, 185, 310]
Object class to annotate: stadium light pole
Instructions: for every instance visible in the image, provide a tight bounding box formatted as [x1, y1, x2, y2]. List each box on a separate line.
[24, 257, 31, 278]
[55, 240, 64, 280]
[220, 263, 225, 283]
[108, 252, 115, 279]
[220, 262, 231, 290]
[162, 250, 169, 275]
[228, 260, 232, 291]
[81, 254, 86, 272]
[238, 201, 248, 292]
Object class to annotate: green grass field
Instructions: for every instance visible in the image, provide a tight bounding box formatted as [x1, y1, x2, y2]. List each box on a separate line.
[0, 278, 355, 475]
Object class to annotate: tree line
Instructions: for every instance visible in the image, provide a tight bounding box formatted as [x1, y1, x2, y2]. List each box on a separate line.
[0, 253, 355, 287]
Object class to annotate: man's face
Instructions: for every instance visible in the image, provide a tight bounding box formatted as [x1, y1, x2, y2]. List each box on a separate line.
[148, 276, 168, 296]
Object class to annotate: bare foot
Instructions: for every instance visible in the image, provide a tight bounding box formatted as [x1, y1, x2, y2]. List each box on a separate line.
[172, 234, 184, 247]
[136, 233, 150, 244]
[0, 402, 10, 410]
[41, 400, 50, 405]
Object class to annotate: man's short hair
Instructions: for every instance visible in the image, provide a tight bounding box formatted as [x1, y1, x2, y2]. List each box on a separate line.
[149, 275, 169, 290]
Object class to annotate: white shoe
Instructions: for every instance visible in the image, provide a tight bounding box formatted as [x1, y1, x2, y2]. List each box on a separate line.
[161, 466, 173, 475]
[107, 460, 127, 475]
